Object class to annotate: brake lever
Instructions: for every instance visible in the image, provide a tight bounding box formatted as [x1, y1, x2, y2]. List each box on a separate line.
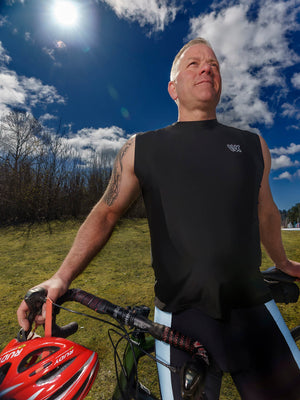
[18, 287, 47, 342]
[18, 286, 78, 342]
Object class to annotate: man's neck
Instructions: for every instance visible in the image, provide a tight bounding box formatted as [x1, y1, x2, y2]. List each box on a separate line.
[177, 108, 217, 122]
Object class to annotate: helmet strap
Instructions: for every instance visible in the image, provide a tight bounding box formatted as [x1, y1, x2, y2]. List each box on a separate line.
[45, 297, 53, 337]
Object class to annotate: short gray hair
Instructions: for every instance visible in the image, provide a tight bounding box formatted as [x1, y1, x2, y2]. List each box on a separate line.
[170, 38, 213, 81]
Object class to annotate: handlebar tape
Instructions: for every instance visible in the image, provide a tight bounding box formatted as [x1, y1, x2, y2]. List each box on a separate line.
[60, 289, 209, 364]
[21, 287, 209, 364]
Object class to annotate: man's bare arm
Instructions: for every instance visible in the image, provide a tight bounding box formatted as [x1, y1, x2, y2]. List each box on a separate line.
[54, 136, 140, 284]
[17, 136, 140, 329]
[258, 135, 300, 277]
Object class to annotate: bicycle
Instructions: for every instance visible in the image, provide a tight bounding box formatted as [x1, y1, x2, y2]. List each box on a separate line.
[0, 266, 299, 400]
[0, 287, 210, 399]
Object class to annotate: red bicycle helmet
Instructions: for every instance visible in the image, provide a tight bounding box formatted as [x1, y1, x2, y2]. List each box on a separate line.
[0, 336, 99, 399]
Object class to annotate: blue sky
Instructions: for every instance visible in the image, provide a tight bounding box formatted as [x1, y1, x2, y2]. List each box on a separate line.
[0, 0, 299, 210]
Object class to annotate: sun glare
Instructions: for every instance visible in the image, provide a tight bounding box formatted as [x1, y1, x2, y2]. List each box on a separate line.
[53, 0, 79, 27]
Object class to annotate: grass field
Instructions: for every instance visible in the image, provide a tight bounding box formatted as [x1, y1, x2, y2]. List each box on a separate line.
[0, 219, 299, 399]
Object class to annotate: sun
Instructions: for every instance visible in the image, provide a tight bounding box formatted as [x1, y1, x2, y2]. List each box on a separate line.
[53, 0, 79, 27]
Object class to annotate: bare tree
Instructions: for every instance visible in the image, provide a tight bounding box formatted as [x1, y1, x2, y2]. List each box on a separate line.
[0, 111, 42, 173]
[0, 111, 145, 225]
[0, 111, 44, 223]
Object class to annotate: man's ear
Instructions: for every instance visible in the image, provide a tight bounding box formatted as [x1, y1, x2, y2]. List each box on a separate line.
[168, 81, 178, 101]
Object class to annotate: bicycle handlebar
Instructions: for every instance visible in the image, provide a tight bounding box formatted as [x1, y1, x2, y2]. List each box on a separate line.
[262, 266, 297, 283]
[262, 266, 299, 304]
[21, 267, 298, 364]
[61, 289, 209, 364]
[20, 287, 209, 365]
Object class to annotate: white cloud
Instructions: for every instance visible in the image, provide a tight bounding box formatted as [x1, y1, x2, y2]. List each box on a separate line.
[21, 76, 66, 107]
[0, 71, 26, 116]
[271, 143, 300, 156]
[42, 47, 56, 61]
[274, 171, 293, 180]
[291, 73, 300, 89]
[42, 41, 67, 64]
[0, 70, 66, 118]
[25, 32, 31, 42]
[0, 42, 66, 118]
[5, 0, 25, 4]
[271, 155, 299, 170]
[0, 16, 8, 27]
[0, 41, 11, 64]
[274, 169, 300, 180]
[39, 113, 58, 124]
[99, 0, 179, 33]
[288, 125, 300, 131]
[187, 0, 300, 130]
[63, 126, 128, 161]
[281, 103, 300, 120]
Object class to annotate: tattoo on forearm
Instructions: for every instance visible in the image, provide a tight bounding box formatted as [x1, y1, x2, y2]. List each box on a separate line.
[103, 138, 133, 206]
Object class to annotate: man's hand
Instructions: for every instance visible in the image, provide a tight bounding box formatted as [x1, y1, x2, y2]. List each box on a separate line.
[17, 275, 69, 331]
[276, 259, 300, 280]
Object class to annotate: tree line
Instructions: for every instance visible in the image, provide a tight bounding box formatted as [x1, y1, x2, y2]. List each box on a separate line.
[1, 110, 298, 228]
[0, 110, 145, 226]
[280, 204, 300, 228]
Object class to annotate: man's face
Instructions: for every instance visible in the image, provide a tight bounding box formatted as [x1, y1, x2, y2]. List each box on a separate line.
[169, 44, 222, 113]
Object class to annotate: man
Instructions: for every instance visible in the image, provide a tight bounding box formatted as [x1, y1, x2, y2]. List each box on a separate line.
[18, 38, 300, 399]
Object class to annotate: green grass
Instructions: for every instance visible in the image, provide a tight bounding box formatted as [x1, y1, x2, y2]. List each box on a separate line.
[0, 220, 299, 399]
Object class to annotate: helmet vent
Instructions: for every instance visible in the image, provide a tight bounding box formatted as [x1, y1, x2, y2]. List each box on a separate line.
[0, 362, 12, 385]
[18, 346, 60, 373]
[36, 358, 75, 385]
[71, 365, 98, 400]
[46, 369, 82, 400]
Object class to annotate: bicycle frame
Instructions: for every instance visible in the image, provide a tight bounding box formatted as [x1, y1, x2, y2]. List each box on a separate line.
[112, 331, 156, 400]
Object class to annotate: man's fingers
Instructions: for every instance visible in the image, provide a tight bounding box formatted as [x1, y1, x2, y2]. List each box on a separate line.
[18, 317, 30, 332]
[34, 303, 47, 325]
[17, 300, 30, 331]
[17, 278, 68, 331]
[17, 295, 46, 330]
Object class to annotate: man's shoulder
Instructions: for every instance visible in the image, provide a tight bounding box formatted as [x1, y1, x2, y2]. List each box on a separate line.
[137, 124, 174, 137]
[217, 122, 261, 147]
[217, 122, 258, 137]
[135, 124, 175, 144]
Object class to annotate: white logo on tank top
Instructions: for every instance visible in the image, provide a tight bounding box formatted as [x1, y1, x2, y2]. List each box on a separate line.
[227, 144, 242, 153]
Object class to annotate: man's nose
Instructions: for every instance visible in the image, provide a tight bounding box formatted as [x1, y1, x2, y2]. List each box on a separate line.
[199, 63, 211, 74]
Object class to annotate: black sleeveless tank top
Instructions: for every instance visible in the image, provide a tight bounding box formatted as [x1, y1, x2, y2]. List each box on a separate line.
[134, 120, 271, 319]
